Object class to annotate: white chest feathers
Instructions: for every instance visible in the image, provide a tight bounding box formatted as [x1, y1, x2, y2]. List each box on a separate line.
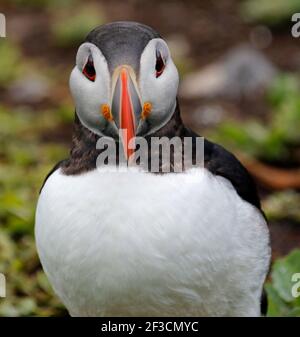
[35, 167, 270, 317]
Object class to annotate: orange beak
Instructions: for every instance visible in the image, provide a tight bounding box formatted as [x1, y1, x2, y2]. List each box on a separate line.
[120, 68, 136, 159]
[111, 66, 142, 159]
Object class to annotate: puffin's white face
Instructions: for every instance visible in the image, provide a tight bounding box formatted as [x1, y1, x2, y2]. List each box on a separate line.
[69, 38, 179, 157]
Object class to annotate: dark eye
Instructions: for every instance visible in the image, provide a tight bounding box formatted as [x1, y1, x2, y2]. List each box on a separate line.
[155, 50, 165, 78]
[82, 54, 96, 82]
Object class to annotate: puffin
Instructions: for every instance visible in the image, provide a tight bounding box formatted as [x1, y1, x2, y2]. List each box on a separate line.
[35, 21, 271, 317]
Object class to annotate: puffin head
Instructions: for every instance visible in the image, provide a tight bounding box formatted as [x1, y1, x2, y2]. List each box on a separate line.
[69, 21, 179, 158]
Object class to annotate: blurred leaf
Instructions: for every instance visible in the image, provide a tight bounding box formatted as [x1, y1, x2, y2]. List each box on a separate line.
[0, 230, 14, 264]
[263, 190, 300, 222]
[240, 0, 300, 26]
[266, 250, 300, 316]
[56, 104, 74, 123]
[265, 283, 290, 316]
[0, 41, 22, 86]
[267, 74, 300, 107]
[272, 250, 300, 302]
[286, 307, 300, 317]
[51, 6, 105, 47]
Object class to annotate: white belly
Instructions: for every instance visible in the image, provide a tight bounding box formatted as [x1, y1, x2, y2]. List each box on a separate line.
[35, 167, 270, 316]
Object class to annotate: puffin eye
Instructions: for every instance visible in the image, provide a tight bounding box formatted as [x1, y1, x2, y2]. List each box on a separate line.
[155, 50, 165, 78]
[82, 54, 96, 82]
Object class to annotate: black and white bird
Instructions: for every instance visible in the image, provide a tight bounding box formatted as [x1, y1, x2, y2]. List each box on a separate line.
[35, 21, 271, 317]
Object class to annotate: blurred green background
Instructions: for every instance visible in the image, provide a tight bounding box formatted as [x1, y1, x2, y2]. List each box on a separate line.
[0, 0, 300, 316]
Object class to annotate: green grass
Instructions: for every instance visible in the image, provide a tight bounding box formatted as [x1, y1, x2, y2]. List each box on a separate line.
[0, 105, 71, 316]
